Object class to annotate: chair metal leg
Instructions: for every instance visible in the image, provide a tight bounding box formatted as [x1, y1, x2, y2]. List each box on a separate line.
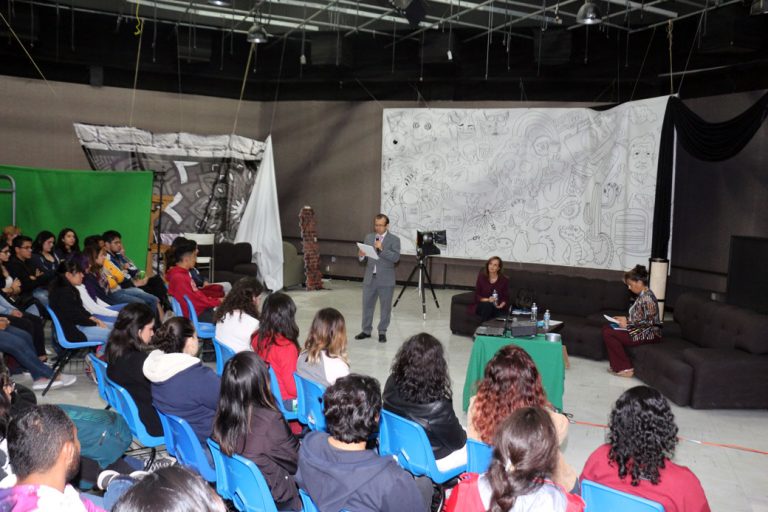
[42, 350, 73, 396]
[143, 447, 157, 470]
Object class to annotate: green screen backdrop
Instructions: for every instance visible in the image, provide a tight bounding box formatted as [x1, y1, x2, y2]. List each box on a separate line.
[0, 165, 153, 269]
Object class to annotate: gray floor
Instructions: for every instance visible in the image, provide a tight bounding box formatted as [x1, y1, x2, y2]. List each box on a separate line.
[29, 280, 768, 512]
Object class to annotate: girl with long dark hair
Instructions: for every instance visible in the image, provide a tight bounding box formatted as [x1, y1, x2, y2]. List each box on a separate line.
[467, 345, 577, 491]
[55, 228, 80, 261]
[213, 277, 263, 353]
[212, 352, 300, 510]
[30, 231, 60, 280]
[581, 386, 710, 511]
[48, 260, 111, 343]
[296, 308, 350, 387]
[105, 304, 162, 437]
[383, 332, 467, 471]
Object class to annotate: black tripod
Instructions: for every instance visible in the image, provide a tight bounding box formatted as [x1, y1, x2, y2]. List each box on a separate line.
[393, 251, 439, 319]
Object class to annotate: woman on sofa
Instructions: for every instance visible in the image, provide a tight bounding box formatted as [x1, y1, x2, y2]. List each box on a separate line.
[581, 386, 710, 512]
[602, 264, 662, 378]
[472, 256, 509, 322]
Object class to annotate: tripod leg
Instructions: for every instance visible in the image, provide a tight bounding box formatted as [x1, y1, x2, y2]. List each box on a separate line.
[419, 266, 427, 320]
[393, 263, 420, 308]
[422, 264, 440, 308]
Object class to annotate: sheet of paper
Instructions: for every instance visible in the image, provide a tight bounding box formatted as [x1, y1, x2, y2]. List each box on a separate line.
[356, 242, 379, 260]
[603, 314, 619, 323]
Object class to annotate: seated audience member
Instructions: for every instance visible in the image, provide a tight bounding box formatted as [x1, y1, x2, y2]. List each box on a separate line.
[143, 317, 220, 444]
[213, 277, 263, 353]
[88, 244, 159, 315]
[55, 228, 81, 261]
[8, 235, 52, 307]
[212, 352, 300, 510]
[251, 293, 300, 413]
[170, 236, 229, 299]
[105, 304, 162, 437]
[444, 408, 584, 512]
[0, 243, 22, 302]
[112, 466, 225, 512]
[0, 404, 104, 511]
[0, 245, 46, 359]
[103, 230, 169, 311]
[467, 345, 577, 492]
[602, 265, 662, 378]
[581, 386, 710, 512]
[31, 231, 61, 281]
[383, 333, 467, 472]
[472, 256, 510, 322]
[297, 374, 428, 512]
[2, 226, 20, 248]
[0, 317, 76, 390]
[48, 260, 111, 343]
[82, 245, 123, 307]
[166, 238, 220, 323]
[296, 308, 350, 387]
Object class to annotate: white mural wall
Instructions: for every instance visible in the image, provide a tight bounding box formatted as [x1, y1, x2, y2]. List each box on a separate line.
[380, 96, 669, 271]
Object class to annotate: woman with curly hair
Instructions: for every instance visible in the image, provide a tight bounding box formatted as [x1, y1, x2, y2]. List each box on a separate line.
[296, 308, 350, 387]
[383, 332, 466, 471]
[467, 344, 577, 492]
[214, 277, 264, 353]
[580, 386, 710, 512]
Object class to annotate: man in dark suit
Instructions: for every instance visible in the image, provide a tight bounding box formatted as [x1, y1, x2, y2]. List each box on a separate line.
[355, 214, 401, 343]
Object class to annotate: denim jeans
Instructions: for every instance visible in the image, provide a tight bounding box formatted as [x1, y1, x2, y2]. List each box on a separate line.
[0, 327, 53, 380]
[77, 325, 112, 343]
[110, 288, 158, 310]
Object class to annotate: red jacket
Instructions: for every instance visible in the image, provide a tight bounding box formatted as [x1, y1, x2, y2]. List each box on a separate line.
[167, 266, 220, 317]
[252, 333, 299, 401]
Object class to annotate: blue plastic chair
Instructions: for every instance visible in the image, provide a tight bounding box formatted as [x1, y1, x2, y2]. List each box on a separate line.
[466, 438, 493, 473]
[213, 337, 236, 376]
[107, 377, 164, 468]
[44, 306, 105, 396]
[183, 295, 216, 339]
[169, 296, 183, 317]
[293, 373, 327, 432]
[299, 490, 319, 512]
[87, 353, 112, 409]
[157, 411, 216, 482]
[581, 480, 665, 511]
[270, 367, 298, 421]
[207, 439, 278, 512]
[378, 409, 467, 484]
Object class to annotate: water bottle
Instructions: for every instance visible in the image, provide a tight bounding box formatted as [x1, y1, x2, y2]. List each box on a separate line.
[530, 302, 538, 323]
[491, 289, 498, 305]
[543, 309, 551, 330]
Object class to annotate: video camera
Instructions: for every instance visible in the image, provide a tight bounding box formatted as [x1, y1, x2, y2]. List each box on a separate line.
[416, 230, 447, 257]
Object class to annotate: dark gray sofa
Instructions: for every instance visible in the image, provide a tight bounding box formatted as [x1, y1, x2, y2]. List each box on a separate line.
[450, 271, 631, 360]
[197, 242, 259, 284]
[631, 292, 768, 409]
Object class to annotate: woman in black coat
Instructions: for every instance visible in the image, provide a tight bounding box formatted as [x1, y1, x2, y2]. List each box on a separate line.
[211, 352, 300, 511]
[48, 260, 111, 343]
[383, 333, 467, 470]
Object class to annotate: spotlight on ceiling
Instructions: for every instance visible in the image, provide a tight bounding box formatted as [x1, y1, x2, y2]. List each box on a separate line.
[389, 0, 414, 8]
[750, 0, 768, 14]
[247, 22, 269, 44]
[207, 0, 232, 6]
[576, 0, 603, 24]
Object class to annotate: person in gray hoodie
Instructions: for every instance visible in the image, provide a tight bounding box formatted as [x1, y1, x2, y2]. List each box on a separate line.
[295, 374, 428, 512]
[143, 317, 220, 445]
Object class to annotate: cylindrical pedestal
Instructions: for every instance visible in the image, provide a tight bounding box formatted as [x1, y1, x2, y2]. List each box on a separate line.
[649, 258, 669, 320]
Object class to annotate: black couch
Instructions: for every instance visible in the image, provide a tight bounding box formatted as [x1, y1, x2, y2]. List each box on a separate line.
[450, 271, 630, 360]
[198, 242, 259, 284]
[631, 292, 768, 409]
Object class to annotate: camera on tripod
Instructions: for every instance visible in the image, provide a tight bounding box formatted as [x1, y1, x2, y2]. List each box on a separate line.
[416, 230, 447, 257]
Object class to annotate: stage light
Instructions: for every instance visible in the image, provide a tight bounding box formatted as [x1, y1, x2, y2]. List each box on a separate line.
[576, 1, 603, 24]
[247, 22, 269, 44]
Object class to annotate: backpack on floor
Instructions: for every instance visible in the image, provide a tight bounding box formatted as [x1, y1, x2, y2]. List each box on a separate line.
[59, 404, 132, 469]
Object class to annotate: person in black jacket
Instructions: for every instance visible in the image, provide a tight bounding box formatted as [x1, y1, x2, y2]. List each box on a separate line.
[105, 303, 161, 437]
[7, 236, 51, 308]
[212, 352, 300, 511]
[48, 260, 111, 343]
[383, 332, 467, 472]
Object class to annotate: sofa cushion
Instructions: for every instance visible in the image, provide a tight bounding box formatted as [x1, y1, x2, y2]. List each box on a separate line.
[682, 348, 768, 409]
[632, 344, 694, 406]
[451, 291, 475, 306]
[729, 308, 768, 355]
[629, 336, 697, 368]
[556, 314, 606, 360]
[671, 293, 712, 344]
[233, 263, 259, 276]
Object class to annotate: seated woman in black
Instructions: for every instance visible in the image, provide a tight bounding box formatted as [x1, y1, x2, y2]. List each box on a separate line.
[55, 228, 80, 261]
[48, 260, 111, 343]
[472, 256, 510, 322]
[30, 231, 60, 282]
[105, 303, 162, 437]
[383, 332, 467, 472]
[212, 352, 300, 511]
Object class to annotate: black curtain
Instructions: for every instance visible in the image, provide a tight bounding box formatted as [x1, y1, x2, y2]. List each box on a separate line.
[651, 92, 768, 258]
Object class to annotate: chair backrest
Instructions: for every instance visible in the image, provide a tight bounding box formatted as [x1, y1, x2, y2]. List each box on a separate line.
[183, 233, 215, 246]
[466, 438, 494, 473]
[157, 411, 216, 482]
[269, 367, 298, 421]
[169, 296, 183, 317]
[106, 377, 164, 448]
[378, 409, 436, 478]
[213, 338, 237, 376]
[207, 439, 278, 512]
[87, 354, 112, 406]
[183, 295, 215, 338]
[581, 480, 666, 512]
[45, 306, 104, 349]
[293, 373, 327, 432]
[299, 489, 319, 512]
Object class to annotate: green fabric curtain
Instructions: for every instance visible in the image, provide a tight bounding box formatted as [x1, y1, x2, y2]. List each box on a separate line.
[0, 165, 153, 268]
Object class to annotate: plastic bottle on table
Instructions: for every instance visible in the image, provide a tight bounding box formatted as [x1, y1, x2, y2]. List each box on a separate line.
[531, 302, 538, 323]
[543, 309, 551, 330]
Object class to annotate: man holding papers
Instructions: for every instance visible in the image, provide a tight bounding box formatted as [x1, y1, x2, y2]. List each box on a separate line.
[355, 214, 401, 343]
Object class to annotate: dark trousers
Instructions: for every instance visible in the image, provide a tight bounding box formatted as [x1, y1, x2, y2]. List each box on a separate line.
[475, 302, 498, 322]
[6, 313, 46, 357]
[602, 325, 660, 372]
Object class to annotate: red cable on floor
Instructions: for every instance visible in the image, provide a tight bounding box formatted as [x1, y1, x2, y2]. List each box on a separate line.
[571, 420, 768, 456]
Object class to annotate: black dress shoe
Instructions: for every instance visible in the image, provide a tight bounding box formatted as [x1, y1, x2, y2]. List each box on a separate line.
[354, 332, 371, 340]
[378, 334, 387, 343]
